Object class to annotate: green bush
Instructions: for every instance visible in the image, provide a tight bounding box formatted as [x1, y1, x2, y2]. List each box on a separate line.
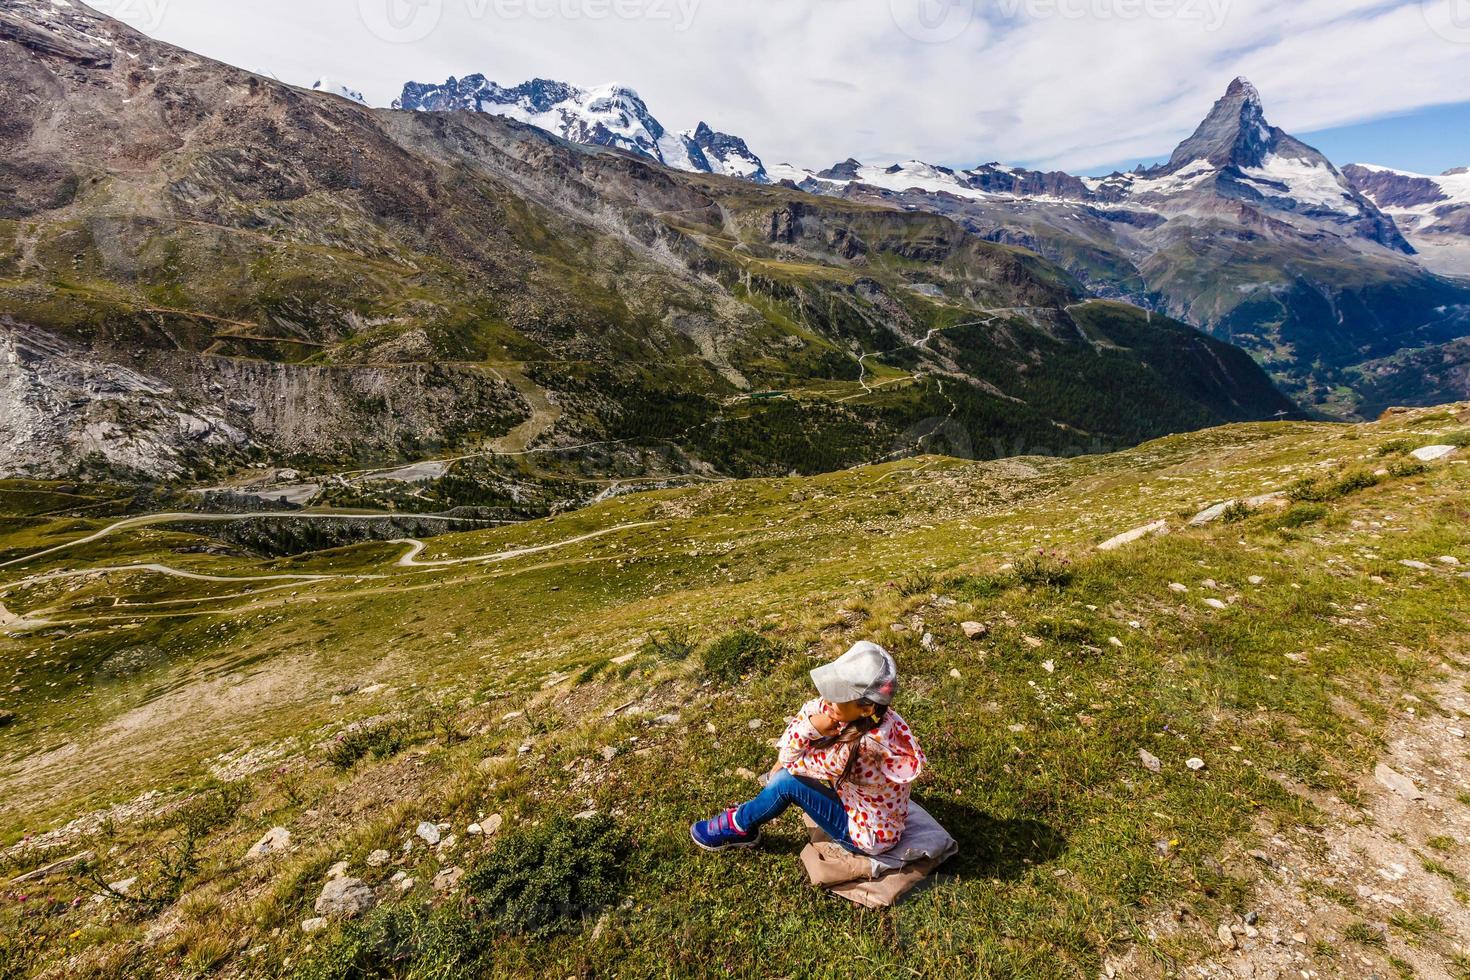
[1220, 501, 1254, 524]
[700, 629, 780, 682]
[1374, 439, 1413, 458]
[1287, 470, 1380, 503]
[895, 572, 936, 597]
[292, 902, 488, 980]
[463, 814, 629, 938]
[1274, 503, 1328, 528]
[1013, 550, 1074, 591]
[325, 722, 406, 770]
[640, 626, 697, 662]
[1388, 458, 1429, 479]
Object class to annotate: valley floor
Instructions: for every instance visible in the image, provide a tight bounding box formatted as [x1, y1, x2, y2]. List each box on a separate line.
[0, 405, 1468, 978]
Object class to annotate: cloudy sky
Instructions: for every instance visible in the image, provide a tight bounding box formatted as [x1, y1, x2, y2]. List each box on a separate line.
[101, 0, 1470, 175]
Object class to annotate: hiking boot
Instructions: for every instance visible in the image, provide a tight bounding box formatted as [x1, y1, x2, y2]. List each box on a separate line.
[690, 808, 761, 851]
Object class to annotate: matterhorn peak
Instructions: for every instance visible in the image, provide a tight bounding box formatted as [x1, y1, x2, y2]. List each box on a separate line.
[1225, 76, 1261, 104]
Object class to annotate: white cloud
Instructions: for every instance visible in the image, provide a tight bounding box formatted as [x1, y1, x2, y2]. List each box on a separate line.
[105, 0, 1470, 173]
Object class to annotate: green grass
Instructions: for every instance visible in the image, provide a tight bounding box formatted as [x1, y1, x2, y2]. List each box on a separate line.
[0, 405, 1467, 977]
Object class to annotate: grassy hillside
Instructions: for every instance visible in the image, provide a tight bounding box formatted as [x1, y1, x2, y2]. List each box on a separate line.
[1, 405, 1468, 977]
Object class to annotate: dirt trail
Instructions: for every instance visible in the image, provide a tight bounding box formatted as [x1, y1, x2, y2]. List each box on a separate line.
[1113, 662, 1470, 979]
[0, 511, 487, 571]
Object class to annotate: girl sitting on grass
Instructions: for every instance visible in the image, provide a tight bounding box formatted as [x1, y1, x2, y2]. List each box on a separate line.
[690, 641, 926, 855]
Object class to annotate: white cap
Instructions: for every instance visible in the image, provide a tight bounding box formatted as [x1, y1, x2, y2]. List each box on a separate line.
[810, 641, 898, 705]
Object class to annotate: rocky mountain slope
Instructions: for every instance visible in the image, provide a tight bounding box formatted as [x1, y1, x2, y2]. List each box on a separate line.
[772, 80, 1470, 417]
[0, 0, 1291, 485]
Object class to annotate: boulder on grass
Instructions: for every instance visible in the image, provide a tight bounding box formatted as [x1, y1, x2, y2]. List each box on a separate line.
[315, 877, 376, 919]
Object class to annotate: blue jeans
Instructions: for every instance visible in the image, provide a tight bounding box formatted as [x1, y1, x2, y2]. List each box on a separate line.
[734, 769, 860, 852]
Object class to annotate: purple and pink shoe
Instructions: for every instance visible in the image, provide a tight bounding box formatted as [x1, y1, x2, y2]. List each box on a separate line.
[690, 808, 762, 851]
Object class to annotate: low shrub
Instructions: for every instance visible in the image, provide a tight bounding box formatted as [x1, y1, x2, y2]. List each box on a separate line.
[700, 629, 780, 682]
[463, 814, 629, 938]
[1388, 458, 1429, 479]
[1274, 503, 1328, 529]
[1287, 470, 1380, 503]
[1013, 549, 1073, 591]
[895, 572, 936, 597]
[640, 626, 697, 662]
[325, 722, 406, 770]
[292, 902, 487, 980]
[1221, 501, 1254, 524]
[1374, 439, 1413, 458]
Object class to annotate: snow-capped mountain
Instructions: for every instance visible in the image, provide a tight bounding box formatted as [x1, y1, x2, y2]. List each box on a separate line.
[776, 79, 1404, 252]
[311, 77, 368, 106]
[393, 75, 766, 181]
[1343, 163, 1470, 278]
[771, 78, 1470, 415]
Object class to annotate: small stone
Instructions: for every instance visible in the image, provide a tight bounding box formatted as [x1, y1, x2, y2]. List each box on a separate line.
[747, 718, 763, 730]
[1244, 911, 1259, 926]
[1186, 757, 1206, 771]
[1437, 555, 1460, 566]
[573, 809, 599, 820]
[1108, 636, 1124, 648]
[300, 917, 328, 934]
[1248, 575, 1265, 585]
[1291, 931, 1307, 945]
[1203, 598, 1228, 610]
[431, 867, 464, 893]
[395, 877, 416, 893]
[949, 668, 962, 679]
[1217, 923, 1237, 949]
[600, 745, 618, 762]
[482, 813, 504, 836]
[108, 876, 137, 896]
[1042, 660, 1055, 673]
[326, 860, 349, 880]
[314, 877, 376, 919]
[415, 822, 441, 846]
[1399, 560, 1432, 571]
[1409, 445, 1456, 462]
[1169, 583, 1189, 594]
[652, 713, 680, 726]
[246, 827, 291, 861]
[1374, 763, 1423, 800]
[921, 632, 936, 650]
[366, 849, 391, 867]
[961, 621, 988, 640]
[1139, 749, 1162, 773]
[889, 623, 908, 634]
[466, 823, 482, 835]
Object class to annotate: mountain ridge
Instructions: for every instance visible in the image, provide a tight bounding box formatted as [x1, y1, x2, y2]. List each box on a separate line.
[0, 0, 1292, 492]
